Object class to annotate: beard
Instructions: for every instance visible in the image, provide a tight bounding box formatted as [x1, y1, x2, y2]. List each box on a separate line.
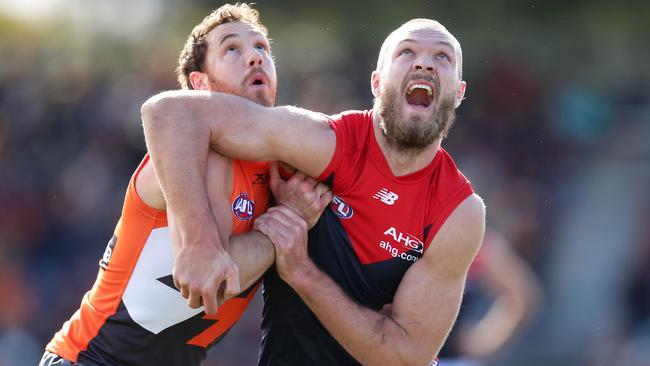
[374, 83, 456, 152]
[208, 70, 276, 107]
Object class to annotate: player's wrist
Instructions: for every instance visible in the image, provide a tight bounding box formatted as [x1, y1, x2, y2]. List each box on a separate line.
[176, 218, 225, 250]
[286, 260, 320, 289]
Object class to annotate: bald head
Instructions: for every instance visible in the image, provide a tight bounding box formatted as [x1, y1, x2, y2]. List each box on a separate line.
[376, 19, 463, 80]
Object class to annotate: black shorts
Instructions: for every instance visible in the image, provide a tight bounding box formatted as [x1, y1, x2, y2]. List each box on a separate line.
[39, 351, 87, 366]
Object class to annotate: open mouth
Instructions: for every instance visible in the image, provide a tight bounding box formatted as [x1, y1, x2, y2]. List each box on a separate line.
[248, 71, 267, 87]
[405, 83, 434, 108]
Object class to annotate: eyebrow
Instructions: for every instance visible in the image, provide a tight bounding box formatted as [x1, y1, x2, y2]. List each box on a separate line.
[219, 30, 266, 46]
[219, 33, 240, 46]
[396, 38, 455, 52]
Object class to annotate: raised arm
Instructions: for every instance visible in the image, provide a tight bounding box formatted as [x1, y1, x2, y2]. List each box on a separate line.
[141, 90, 335, 177]
[140, 147, 330, 314]
[261, 194, 486, 365]
[140, 91, 335, 303]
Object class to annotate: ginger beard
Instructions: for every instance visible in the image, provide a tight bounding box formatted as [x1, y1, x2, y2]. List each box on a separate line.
[375, 76, 456, 151]
[207, 67, 276, 107]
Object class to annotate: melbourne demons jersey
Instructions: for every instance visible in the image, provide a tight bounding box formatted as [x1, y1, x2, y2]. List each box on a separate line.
[260, 110, 473, 365]
[46, 155, 269, 366]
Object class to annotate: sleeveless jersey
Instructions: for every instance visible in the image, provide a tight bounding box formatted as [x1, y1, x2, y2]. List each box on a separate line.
[260, 110, 473, 365]
[46, 155, 270, 366]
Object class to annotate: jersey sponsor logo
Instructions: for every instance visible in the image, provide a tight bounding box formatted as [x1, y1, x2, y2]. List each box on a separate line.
[330, 195, 353, 219]
[99, 235, 117, 269]
[378, 227, 424, 263]
[232, 192, 255, 220]
[373, 188, 399, 205]
[379, 240, 420, 262]
[383, 227, 424, 254]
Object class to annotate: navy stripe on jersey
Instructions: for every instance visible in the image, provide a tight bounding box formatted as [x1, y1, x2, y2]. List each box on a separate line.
[260, 208, 416, 365]
[77, 279, 259, 366]
[78, 301, 208, 366]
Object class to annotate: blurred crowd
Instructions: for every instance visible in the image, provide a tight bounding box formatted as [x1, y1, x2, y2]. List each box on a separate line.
[0, 1, 648, 365]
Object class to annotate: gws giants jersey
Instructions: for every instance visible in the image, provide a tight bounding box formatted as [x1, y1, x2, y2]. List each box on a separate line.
[260, 110, 473, 365]
[46, 155, 269, 366]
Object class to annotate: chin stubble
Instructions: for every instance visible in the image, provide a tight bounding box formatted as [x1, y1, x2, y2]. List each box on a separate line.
[375, 86, 456, 151]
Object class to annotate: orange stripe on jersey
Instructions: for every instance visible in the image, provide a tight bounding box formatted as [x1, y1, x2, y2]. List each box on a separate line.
[47, 155, 167, 362]
[187, 283, 260, 347]
[230, 159, 270, 232]
[188, 159, 269, 348]
[46, 155, 270, 363]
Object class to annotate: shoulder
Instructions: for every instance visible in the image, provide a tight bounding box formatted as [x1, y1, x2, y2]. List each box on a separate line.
[455, 193, 486, 223]
[443, 193, 486, 249]
[424, 194, 486, 275]
[326, 109, 374, 147]
[437, 148, 471, 184]
[328, 109, 372, 125]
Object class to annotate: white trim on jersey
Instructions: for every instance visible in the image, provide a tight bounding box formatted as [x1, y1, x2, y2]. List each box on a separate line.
[122, 227, 203, 334]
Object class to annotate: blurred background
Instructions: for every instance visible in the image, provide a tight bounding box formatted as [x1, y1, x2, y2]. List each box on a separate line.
[0, 0, 648, 365]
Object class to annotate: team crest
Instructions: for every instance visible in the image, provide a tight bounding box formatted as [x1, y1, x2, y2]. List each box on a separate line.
[232, 192, 255, 220]
[330, 195, 353, 219]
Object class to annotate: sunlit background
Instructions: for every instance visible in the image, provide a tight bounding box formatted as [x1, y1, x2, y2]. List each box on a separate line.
[0, 1, 648, 365]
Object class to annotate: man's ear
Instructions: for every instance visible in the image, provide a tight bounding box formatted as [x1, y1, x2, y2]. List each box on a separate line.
[454, 81, 467, 108]
[189, 71, 209, 91]
[370, 70, 381, 98]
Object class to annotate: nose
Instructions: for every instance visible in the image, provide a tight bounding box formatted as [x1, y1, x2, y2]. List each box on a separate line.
[413, 55, 434, 73]
[246, 46, 264, 67]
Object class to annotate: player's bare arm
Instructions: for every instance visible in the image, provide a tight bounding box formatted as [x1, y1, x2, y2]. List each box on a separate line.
[216, 163, 332, 305]
[140, 92, 335, 312]
[267, 162, 332, 229]
[137, 151, 330, 314]
[259, 193, 486, 365]
[141, 90, 336, 177]
[138, 151, 237, 314]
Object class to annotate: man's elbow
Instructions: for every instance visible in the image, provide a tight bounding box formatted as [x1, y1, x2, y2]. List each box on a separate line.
[141, 91, 178, 130]
[387, 351, 435, 366]
[377, 330, 436, 366]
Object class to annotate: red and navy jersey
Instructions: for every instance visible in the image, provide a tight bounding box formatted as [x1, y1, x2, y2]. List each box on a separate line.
[46, 155, 269, 366]
[260, 110, 473, 365]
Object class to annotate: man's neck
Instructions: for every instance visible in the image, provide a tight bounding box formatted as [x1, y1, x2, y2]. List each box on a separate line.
[372, 115, 440, 177]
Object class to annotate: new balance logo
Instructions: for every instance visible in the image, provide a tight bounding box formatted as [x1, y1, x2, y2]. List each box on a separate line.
[373, 188, 399, 205]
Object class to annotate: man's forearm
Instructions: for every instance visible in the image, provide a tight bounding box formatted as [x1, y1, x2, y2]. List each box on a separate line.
[226, 231, 275, 295]
[288, 265, 427, 366]
[141, 93, 217, 246]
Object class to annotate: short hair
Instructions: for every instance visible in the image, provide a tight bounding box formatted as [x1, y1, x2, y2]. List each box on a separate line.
[376, 19, 463, 80]
[176, 3, 269, 89]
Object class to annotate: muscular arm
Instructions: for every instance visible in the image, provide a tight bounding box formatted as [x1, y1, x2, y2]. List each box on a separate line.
[168, 206, 273, 302]
[269, 194, 486, 365]
[140, 91, 334, 222]
[167, 211, 273, 299]
[140, 91, 335, 307]
[141, 91, 335, 175]
[140, 150, 330, 311]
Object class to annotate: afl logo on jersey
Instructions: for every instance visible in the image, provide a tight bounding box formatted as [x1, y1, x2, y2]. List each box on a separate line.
[330, 195, 353, 219]
[232, 192, 255, 220]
